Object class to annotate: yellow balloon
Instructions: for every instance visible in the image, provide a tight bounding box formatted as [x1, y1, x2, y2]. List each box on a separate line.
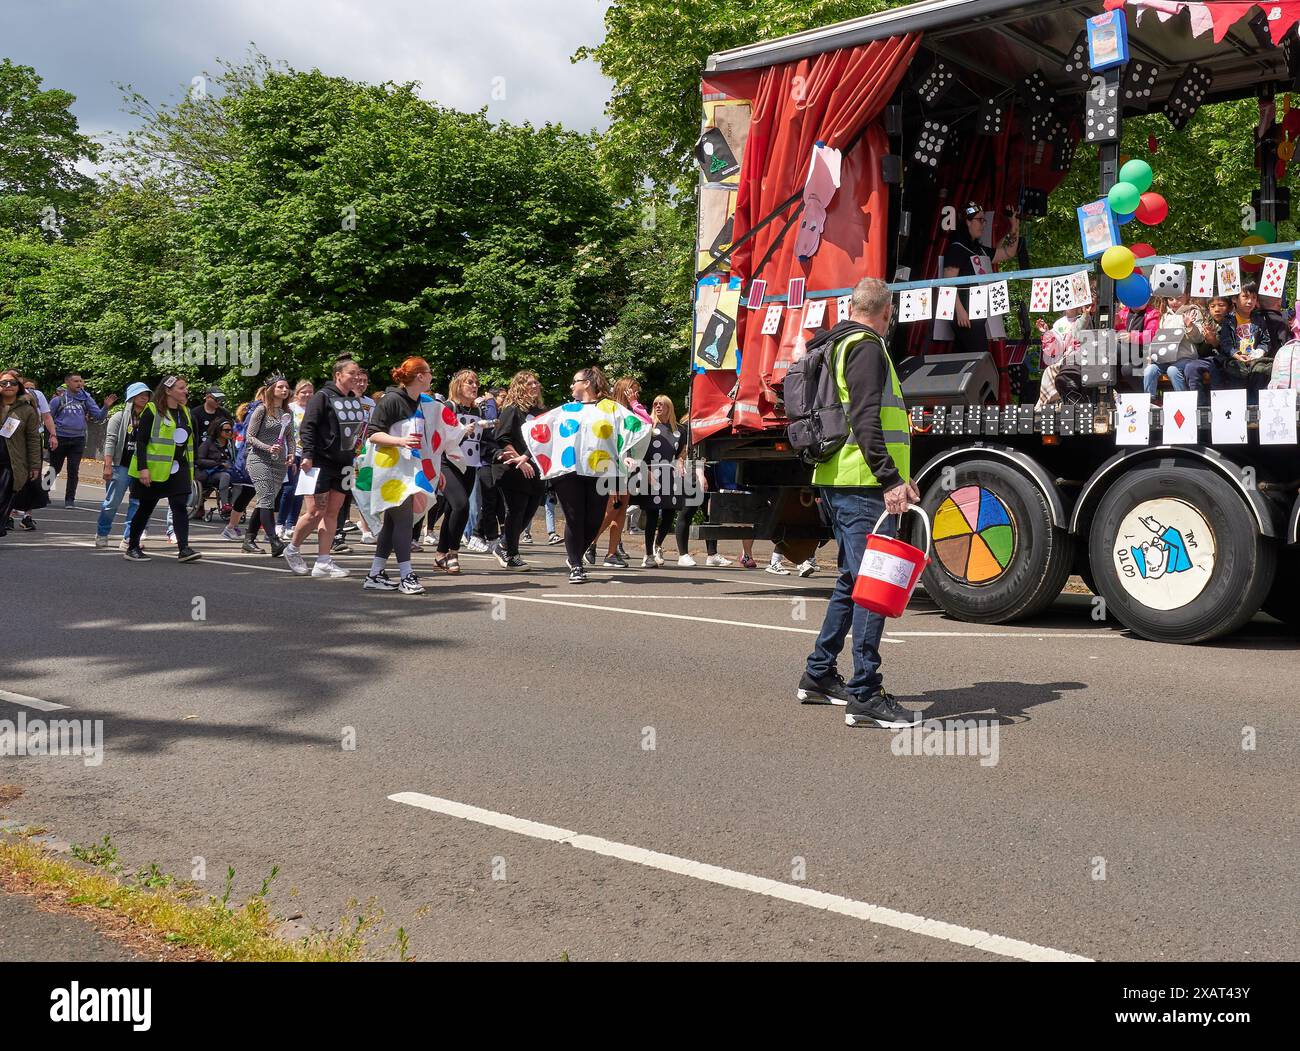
[1242, 234, 1267, 266]
[1101, 245, 1136, 280]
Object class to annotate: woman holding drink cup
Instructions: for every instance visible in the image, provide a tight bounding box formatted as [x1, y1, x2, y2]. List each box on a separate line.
[243, 375, 295, 558]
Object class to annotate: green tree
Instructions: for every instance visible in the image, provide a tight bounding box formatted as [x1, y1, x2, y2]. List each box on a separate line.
[0, 58, 100, 236]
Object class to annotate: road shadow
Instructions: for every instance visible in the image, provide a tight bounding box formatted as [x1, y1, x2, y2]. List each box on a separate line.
[910, 680, 1088, 727]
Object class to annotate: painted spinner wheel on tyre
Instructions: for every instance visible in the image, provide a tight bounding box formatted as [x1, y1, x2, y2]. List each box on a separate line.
[919, 459, 1073, 623]
[1087, 462, 1276, 644]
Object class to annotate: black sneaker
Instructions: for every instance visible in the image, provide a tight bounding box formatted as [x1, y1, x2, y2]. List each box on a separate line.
[796, 671, 853, 706]
[331, 538, 353, 555]
[490, 540, 510, 568]
[584, 545, 597, 565]
[505, 554, 529, 571]
[123, 547, 150, 562]
[18, 516, 35, 531]
[341, 520, 360, 535]
[845, 691, 920, 729]
[568, 564, 586, 584]
[178, 547, 202, 563]
[64, 500, 75, 508]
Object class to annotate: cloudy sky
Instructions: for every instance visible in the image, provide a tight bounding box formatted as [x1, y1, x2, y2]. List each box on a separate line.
[2, 0, 614, 166]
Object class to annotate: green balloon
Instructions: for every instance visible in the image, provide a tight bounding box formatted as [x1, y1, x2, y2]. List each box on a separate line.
[1254, 220, 1277, 244]
[1119, 159, 1153, 194]
[1107, 181, 1141, 215]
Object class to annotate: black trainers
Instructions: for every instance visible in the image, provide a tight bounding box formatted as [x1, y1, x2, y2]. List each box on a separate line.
[123, 547, 150, 562]
[331, 538, 353, 555]
[568, 563, 586, 584]
[584, 545, 597, 565]
[505, 555, 530, 571]
[796, 670, 853, 706]
[845, 691, 920, 729]
[178, 547, 202, 563]
[18, 516, 35, 531]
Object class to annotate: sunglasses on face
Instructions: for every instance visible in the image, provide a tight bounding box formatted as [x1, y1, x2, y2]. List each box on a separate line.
[0, 379, 19, 387]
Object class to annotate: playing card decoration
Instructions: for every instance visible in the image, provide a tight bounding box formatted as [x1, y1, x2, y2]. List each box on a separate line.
[1052, 275, 1073, 311]
[1070, 271, 1093, 307]
[793, 143, 842, 260]
[353, 395, 471, 532]
[1030, 278, 1052, 313]
[787, 278, 805, 309]
[836, 295, 852, 323]
[1150, 263, 1186, 298]
[803, 298, 827, 329]
[1114, 393, 1149, 445]
[524, 399, 653, 481]
[899, 289, 933, 324]
[1191, 259, 1215, 298]
[1258, 388, 1298, 445]
[1210, 389, 1248, 445]
[988, 281, 1010, 317]
[1260, 256, 1289, 299]
[746, 279, 767, 310]
[936, 287, 957, 321]
[760, 304, 784, 335]
[695, 127, 740, 183]
[969, 284, 989, 320]
[1217, 257, 1241, 296]
[1161, 391, 1199, 444]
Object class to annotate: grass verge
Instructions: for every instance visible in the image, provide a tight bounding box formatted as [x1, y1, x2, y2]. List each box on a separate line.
[0, 838, 368, 962]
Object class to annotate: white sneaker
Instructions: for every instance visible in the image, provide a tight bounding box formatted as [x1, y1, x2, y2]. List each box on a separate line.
[117, 539, 130, 552]
[283, 546, 310, 576]
[642, 556, 655, 568]
[95, 535, 108, 548]
[166, 532, 177, 546]
[677, 554, 697, 567]
[705, 554, 732, 567]
[797, 558, 818, 578]
[652, 546, 665, 568]
[410, 541, 424, 553]
[140, 531, 149, 542]
[220, 526, 241, 541]
[766, 557, 792, 576]
[420, 533, 435, 546]
[277, 525, 291, 541]
[465, 536, 489, 553]
[311, 559, 350, 578]
[398, 573, 425, 595]
[363, 571, 399, 591]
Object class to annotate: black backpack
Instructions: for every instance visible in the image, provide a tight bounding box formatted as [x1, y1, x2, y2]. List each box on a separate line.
[785, 337, 851, 463]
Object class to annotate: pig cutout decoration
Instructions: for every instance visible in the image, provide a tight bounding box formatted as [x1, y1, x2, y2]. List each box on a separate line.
[1150, 263, 1185, 297]
[793, 143, 842, 261]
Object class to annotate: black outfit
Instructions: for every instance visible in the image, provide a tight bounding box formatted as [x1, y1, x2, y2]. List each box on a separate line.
[191, 402, 232, 447]
[299, 382, 364, 493]
[48, 437, 85, 502]
[944, 235, 990, 356]
[127, 405, 193, 550]
[493, 404, 544, 558]
[437, 401, 479, 554]
[0, 421, 11, 531]
[636, 422, 685, 557]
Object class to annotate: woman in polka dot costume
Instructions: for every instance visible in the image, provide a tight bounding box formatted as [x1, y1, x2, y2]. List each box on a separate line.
[632, 395, 686, 567]
[588, 376, 652, 568]
[360, 357, 434, 595]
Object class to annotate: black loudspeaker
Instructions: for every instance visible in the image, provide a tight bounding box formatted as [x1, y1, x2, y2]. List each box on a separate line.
[897, 352, 999, 406]
[885, 104, 903, 136]
[882, 155, 902, 184]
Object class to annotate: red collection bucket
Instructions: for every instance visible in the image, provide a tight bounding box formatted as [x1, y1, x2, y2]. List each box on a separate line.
[852, 507, 932, 618]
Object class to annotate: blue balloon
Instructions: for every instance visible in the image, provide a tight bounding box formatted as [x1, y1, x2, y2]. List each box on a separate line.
[1117, 209, 1136, 226]
[1116, 272, 1151, 308]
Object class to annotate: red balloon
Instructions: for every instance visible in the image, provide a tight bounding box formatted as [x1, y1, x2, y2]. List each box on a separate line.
[1135, 192, 1168, 225]
[1131, 242, 1156, 275]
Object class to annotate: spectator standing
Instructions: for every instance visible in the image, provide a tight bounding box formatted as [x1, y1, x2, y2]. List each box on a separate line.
[95, 382, 151, 549]
[49, 373, 116, 506]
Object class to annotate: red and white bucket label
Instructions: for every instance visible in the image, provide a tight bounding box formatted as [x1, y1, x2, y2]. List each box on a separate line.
[859, 548, 916, 589]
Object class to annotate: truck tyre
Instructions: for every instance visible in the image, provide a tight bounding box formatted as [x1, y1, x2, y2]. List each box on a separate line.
[919, 458, 1073, 623]
[1087, 462, 1276, 644]
[1262, 550, 1300, 631]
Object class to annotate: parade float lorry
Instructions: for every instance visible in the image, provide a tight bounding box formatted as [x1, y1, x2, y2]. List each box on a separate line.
[686, 0, 1300, 644]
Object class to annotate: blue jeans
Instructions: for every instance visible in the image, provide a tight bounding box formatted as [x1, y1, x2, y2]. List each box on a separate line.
[464, 472, 480, 542]
[96, 465, 139, 539]
[1182, 356, 1225, 403]
[806, 486, 892, 698]
[544, 487, 558, 534]
[1142, 361, 1188, 396]
[278, 457, 303, 528]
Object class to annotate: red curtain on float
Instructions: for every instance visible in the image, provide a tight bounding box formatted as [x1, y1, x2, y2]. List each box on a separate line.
[703, 35, 920, 433]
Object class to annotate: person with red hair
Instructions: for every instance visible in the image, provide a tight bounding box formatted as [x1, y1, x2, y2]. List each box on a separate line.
[361, 356, 434, 594]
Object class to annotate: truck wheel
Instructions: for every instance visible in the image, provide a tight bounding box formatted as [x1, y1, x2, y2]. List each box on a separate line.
[1262, 550, 1300, 631]
[1087, 463, 1276, 644]
[919, 459, 1073, 623]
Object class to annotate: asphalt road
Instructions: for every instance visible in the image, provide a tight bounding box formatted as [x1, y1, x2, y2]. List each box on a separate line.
[3, 486, 1298, 962]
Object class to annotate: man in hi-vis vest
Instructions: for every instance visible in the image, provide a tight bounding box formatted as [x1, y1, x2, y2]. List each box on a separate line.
[796, 277, 921, 728]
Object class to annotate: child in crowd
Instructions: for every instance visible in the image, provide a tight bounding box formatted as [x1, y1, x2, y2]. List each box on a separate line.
[1142, 293, 1203, 400]
[1216, 280, 1289, 401]
[1182, 295, 1229, 400]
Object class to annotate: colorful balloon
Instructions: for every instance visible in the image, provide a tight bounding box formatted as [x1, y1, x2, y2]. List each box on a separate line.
[1108, 181, 1141, 215]
[1131, 242, 1156, 275]
[1241, 234, 1267, 271]
[1135, 192, 1168, 225]
[1101, 245, 1136, 280]
[1117, 209, 1136, 226]
[1116, 272, 1151, 309]
[1119, 158, 1154, 193]
[1254, 220, 1277, 244]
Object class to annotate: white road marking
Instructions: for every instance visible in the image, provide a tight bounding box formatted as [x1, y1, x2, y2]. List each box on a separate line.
[0, 689, 69, 712]
[390, 791, 1091, 963]
[470, 592, 904, 642]
[886, 631, 1116, 639]
[542, 594, 829, 601]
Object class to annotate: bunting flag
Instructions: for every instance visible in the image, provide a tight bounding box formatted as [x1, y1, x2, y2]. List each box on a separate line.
[1112, 1, 1300, 43]
[352, 394, 471, 532]
[524, 399, 653, 480]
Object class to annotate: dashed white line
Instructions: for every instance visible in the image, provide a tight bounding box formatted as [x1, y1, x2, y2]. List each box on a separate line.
[390, 790, 1092, 963]
[0, 689, 69, 712]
